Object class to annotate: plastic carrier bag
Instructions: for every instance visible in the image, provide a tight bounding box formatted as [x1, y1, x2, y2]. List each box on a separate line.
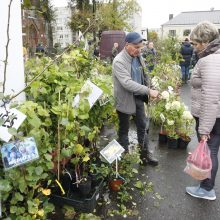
[184, 140, 212, 180]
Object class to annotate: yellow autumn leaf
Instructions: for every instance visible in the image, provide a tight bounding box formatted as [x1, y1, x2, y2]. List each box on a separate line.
[42, 189, 51, 196]
[74, 144, 84, 154]
[82, 154, 90, 162]
[34, 198, 40, 205]
[37, 209, 44, 217]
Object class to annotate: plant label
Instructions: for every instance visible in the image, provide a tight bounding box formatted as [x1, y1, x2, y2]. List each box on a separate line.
[100, 139, 125, 164]
[99, 94, 110, 106]
[72, 80, 103, 109]
[1, 137, 39, 170]
[0, 108, 26, 142]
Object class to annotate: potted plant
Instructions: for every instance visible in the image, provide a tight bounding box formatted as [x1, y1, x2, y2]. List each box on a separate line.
[78, 176, 92, 196]
[108, 165, 125, 192]
[88, 162, 103, 187]
[163, 99, 185, 149]
[177, 110, 194, 149]
[158, 114, 167, 144]
[150, 90, 170, 144]
[159, 127, 168, 144]
[109, 177, 124, 191]
[165, 122, 179, 149]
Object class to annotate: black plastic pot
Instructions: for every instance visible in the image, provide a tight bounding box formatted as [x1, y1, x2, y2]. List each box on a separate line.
[89, 173, 101, 188]
[159, 133, 167, 144]
[178, 137, 191, 149]
[167, 136, 179, 149]
[78, 177, 92, 196]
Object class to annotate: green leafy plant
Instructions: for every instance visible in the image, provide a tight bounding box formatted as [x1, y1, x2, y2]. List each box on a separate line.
[0, 47, 115, 219]
[177, 110, 195, 140]
[150, 63, 181, 92]
[0, 101, 55, 219]
[150, 89, 187, 139]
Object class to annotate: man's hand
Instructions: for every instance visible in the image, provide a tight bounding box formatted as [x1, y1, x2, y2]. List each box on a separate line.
[149, 89, 159, 98]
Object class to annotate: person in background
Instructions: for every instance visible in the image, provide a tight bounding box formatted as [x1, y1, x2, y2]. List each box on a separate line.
[142, 41, 157, 72]
[179, 38, 193, 83]
[186, 21, 220, 200]
[36, 43, 45, 57]
[112, 32, 159, 166]
[93, 45, 100, 58]
[111, 42, 119, 62]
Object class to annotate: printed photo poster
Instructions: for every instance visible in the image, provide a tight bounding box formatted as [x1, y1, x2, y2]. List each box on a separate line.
[72, 80, 103, 109]
[1, 137, 39, 170]
[0, 108, 26, 142]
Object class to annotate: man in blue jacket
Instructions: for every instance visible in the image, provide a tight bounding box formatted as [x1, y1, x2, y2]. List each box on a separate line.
[180, 38, 193, 83]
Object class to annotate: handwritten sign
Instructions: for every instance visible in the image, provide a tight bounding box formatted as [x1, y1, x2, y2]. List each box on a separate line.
[99, 94, 110, 106]
[100, 139, 125, 164]
[72, 80, 103, 109]
[0, 108, 26, 142]
[1, 137, 39, 170]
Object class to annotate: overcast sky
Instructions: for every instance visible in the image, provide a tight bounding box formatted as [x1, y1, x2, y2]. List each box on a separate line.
[51, 0, 220, 28]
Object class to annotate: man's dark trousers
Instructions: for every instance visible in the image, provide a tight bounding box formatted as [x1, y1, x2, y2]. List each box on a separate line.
[117, 98, 148, 151]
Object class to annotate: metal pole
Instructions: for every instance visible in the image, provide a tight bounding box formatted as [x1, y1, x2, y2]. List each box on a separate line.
[116, 157, 118, 178]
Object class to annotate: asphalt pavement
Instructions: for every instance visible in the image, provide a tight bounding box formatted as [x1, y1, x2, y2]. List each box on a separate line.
[133, 83, 220, 220]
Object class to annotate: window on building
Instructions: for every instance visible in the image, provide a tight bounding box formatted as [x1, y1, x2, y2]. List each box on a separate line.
[65, 34, 69, 38]
[169, 30, 176, 37]
[183, 29, 191, 36]
[59, 35, 63, 39]
[57, 26, 63, 31]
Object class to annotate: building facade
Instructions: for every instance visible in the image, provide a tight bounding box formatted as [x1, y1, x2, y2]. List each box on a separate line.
[128, 9, 142, 33]
[52, 7, 74, 48]
[22, 4, 46, 56]
[162, 10, 220, 40]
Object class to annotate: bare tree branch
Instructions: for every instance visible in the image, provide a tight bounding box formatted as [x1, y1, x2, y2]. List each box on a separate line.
[3, 0, 13, 93]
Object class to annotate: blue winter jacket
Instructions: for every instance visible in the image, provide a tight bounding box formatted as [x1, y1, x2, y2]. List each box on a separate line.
[180, 42, 193, 66]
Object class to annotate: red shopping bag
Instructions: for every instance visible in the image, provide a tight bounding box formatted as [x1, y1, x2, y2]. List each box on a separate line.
[184, 140, 212, 180]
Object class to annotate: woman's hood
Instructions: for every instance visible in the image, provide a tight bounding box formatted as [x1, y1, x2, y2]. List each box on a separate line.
[198, 38, 220, 58]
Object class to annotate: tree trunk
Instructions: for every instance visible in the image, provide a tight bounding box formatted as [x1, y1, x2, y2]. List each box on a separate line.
[46, 21, 53, 56]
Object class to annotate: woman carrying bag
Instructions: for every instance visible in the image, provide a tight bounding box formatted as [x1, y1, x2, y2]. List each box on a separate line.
[186, 21, 220, 200]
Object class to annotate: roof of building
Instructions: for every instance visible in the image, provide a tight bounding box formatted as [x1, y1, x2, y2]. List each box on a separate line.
[162, 10, 220, 26]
